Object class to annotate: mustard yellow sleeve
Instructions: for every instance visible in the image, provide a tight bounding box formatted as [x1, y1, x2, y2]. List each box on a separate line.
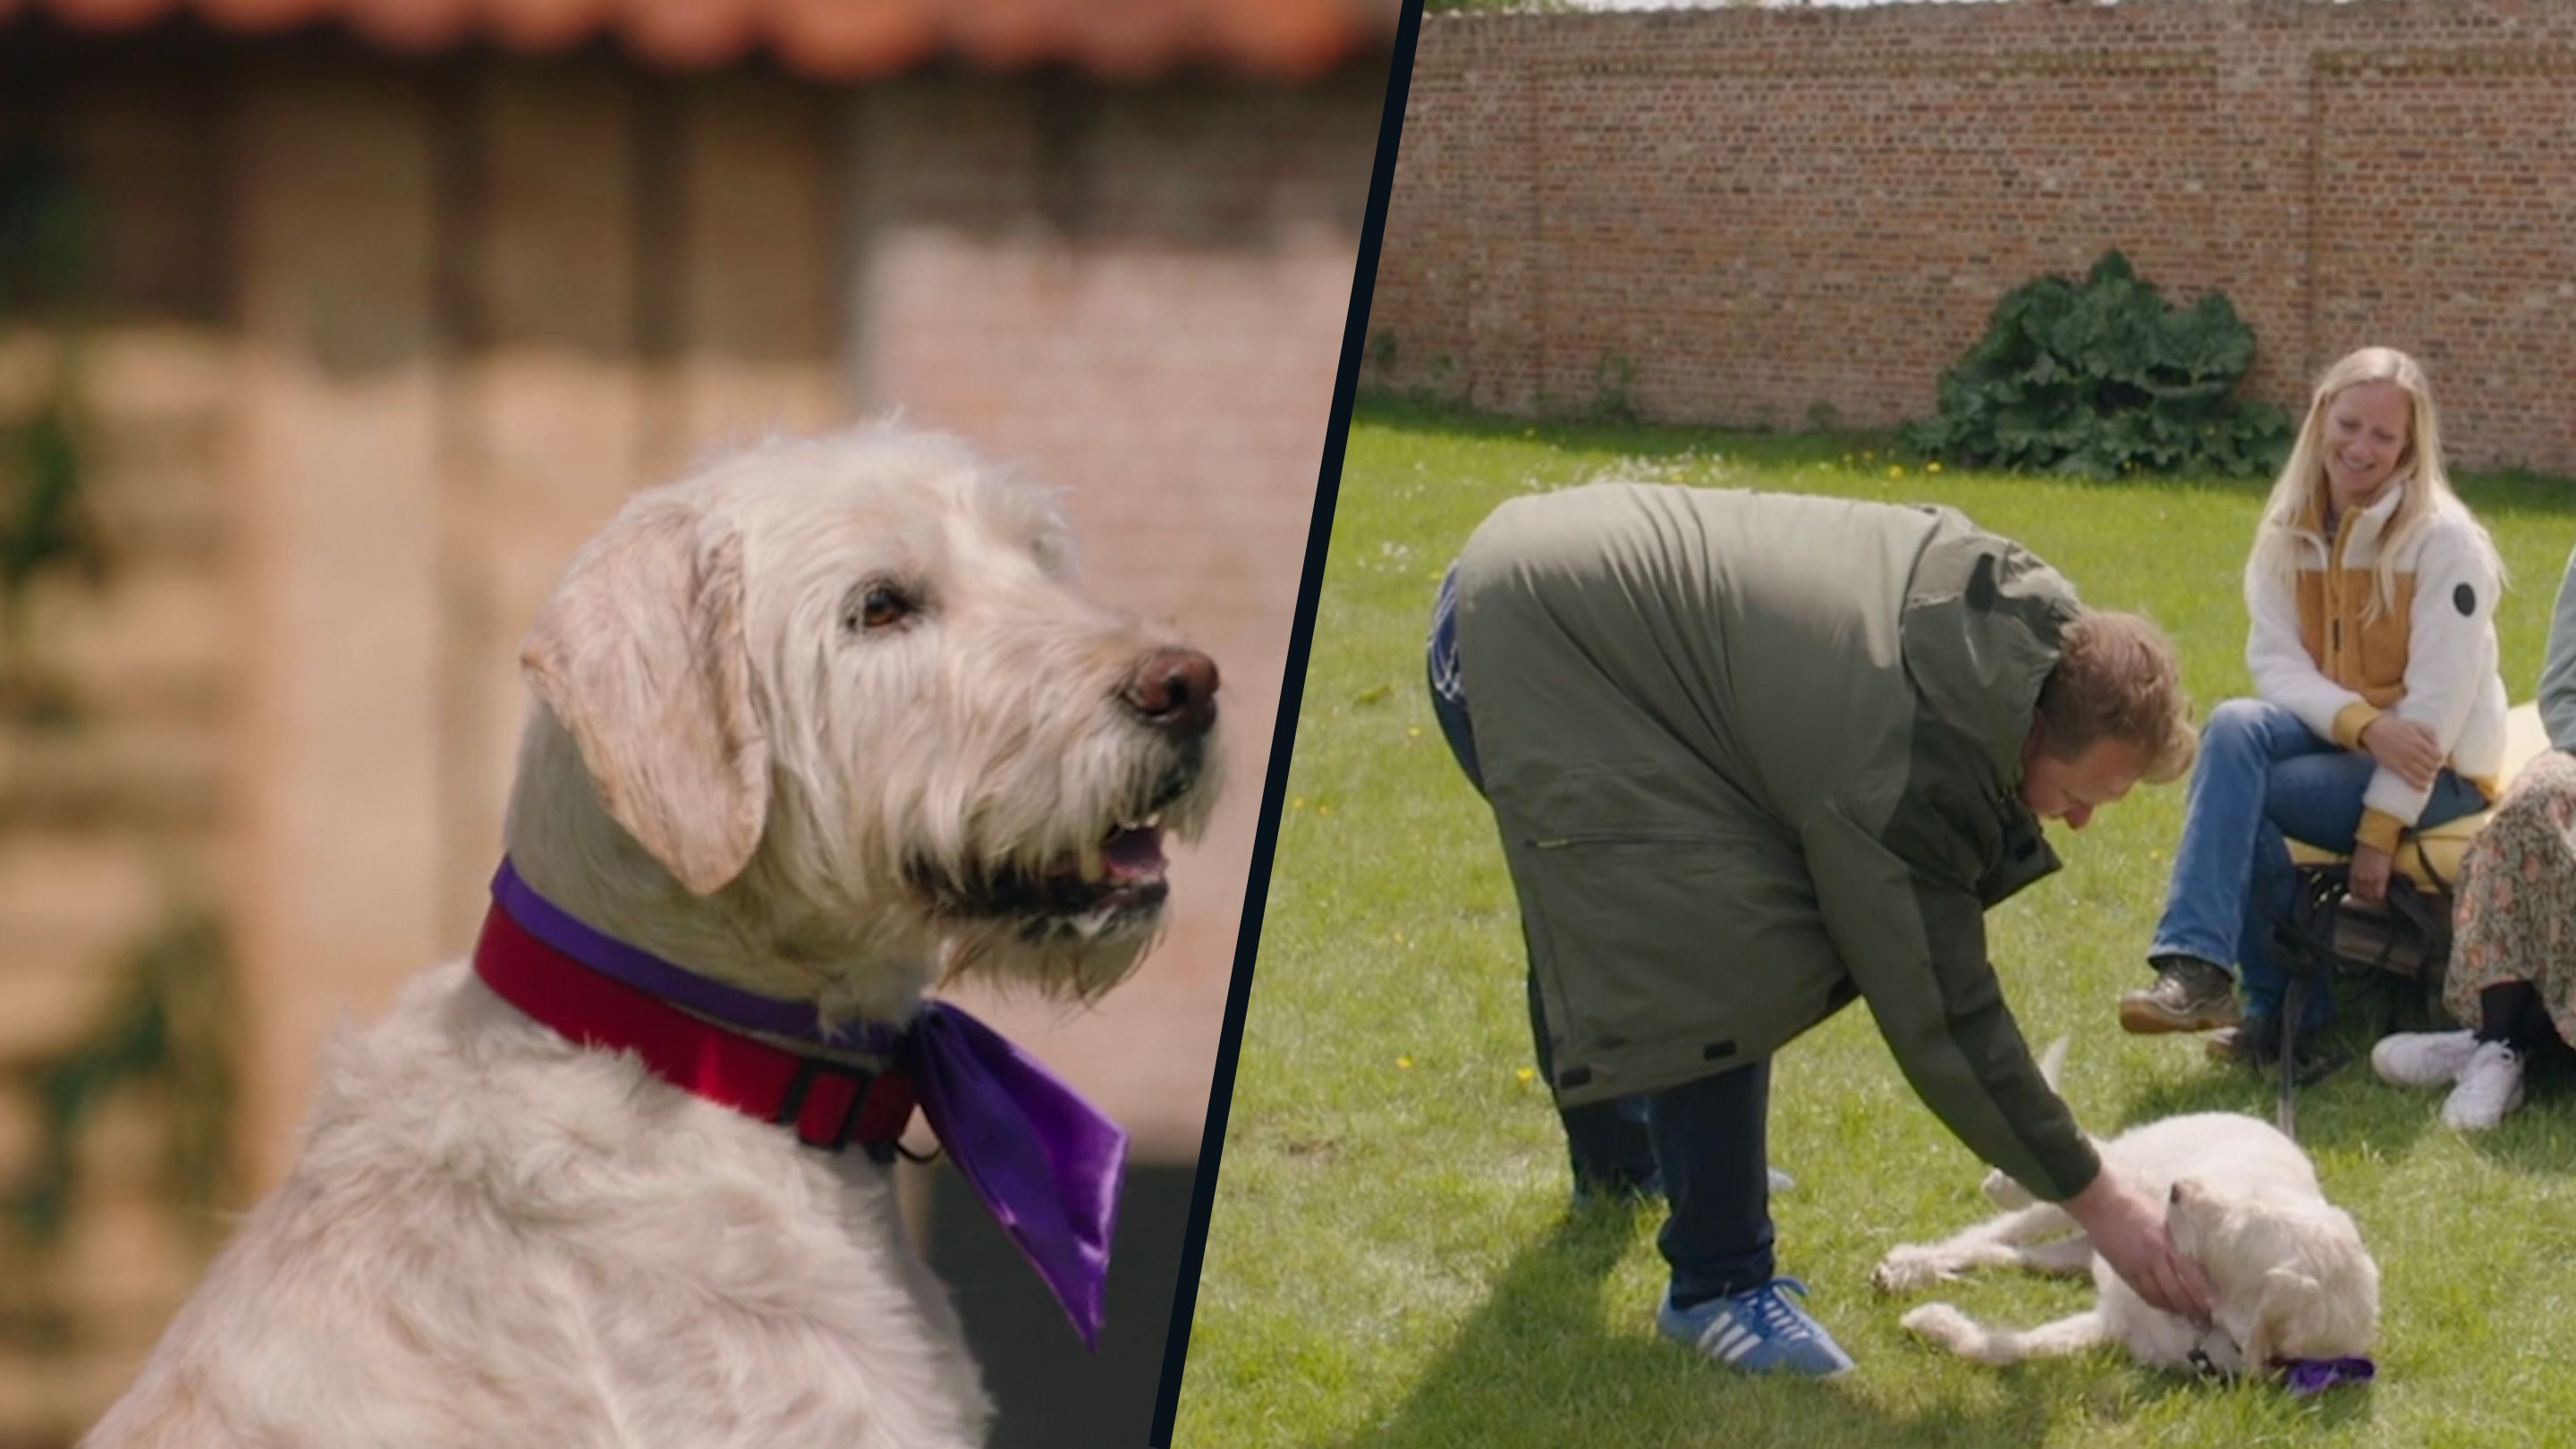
[2331, 701, 2382, 751]
[2355, 809, 2406, 856]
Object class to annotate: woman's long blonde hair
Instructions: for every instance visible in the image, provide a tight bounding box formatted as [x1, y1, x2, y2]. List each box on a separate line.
[2249, 346, 2497, 620]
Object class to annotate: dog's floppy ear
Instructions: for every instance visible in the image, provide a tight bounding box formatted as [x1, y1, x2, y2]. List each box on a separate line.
[522, 503, 769, 895]
[2242, 1267, 2320, 1368]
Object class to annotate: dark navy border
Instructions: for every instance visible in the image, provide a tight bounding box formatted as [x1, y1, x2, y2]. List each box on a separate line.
[1148, 2, 1426, 1440]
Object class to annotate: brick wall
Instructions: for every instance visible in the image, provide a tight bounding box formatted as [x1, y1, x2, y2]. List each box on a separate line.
[846, 69, 1379, 1158]
[1373, 0, 2576, 474]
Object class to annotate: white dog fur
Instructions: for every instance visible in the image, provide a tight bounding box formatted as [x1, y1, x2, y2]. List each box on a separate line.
[1873, 1041, 2379, 1377]
[83, 426, 1222, 1448]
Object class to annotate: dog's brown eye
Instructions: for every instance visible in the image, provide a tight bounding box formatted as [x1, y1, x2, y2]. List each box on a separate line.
[845, 584, 916, 633]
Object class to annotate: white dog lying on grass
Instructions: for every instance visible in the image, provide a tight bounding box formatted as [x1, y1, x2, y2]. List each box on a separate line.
[1874, 1041, 2379, 1384]
[85, 426, 1222, 1448]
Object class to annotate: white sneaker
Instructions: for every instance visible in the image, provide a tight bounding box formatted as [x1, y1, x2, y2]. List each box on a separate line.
[2441, 1042, 2526, 1131]
[2372, 1030, 2482, 1089]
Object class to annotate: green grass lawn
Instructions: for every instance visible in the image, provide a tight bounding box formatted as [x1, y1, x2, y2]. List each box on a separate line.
[1172, 397, 2576, 1449]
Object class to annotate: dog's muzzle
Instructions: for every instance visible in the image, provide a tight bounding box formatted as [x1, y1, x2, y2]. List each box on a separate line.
[907, 647, 1218, 938]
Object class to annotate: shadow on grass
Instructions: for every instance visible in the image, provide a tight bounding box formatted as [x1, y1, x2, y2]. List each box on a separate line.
[1328, 1209, 2063, 1449]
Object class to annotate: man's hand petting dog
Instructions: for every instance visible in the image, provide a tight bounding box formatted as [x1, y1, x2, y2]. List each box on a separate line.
[2064, 1166, 2214, 1325]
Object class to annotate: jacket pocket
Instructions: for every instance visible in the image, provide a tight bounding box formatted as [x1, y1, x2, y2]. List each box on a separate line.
[1508, 827, 1847, 1106]
[1529, 830, 1720, 851]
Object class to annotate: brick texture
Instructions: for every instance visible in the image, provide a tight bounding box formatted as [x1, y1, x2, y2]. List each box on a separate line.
[1373, 0, 2576, 473]
[848, 69, 1379, 1155]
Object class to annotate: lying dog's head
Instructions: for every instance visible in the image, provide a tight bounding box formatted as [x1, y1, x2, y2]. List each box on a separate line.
[511, 425, 1221, 1013]
[2166, 1177, 2380, 1374]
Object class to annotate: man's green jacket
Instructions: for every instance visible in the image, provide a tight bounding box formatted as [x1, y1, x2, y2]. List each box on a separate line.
[1453, 484, 2102, 1202]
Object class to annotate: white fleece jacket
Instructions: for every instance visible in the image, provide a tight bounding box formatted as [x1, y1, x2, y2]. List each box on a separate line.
[2244, 481, 2506, 853]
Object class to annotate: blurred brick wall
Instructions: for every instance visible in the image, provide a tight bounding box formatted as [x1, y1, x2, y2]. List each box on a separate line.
[1374, 0, 2576, 474]
[847, 70, 1379, 1157]
[0, 52, 239, 1431]
[0, 34, 1379, 1442]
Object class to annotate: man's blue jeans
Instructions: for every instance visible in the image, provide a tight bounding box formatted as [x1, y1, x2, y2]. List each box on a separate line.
[2149, 698, 2487, 1028]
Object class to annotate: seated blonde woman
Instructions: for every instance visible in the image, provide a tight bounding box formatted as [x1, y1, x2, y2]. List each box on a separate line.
[2374, 542, 2576, 1129]
[2117, 348, 2507, 1069]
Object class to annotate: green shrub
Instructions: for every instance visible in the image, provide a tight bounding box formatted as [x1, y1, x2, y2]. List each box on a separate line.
[1904, 250, 2293, 480]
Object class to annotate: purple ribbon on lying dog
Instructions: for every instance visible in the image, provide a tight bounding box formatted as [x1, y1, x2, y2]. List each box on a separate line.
[489, 860, 1126, 1351]
[2281, 1356, 2376, 1397]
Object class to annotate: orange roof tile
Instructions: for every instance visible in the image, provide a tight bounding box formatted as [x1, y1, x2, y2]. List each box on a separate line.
[1, 0, 1394, 80]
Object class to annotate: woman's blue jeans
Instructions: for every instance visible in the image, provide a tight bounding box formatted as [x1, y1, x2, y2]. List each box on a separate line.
[2149, 698, 2487, 1028]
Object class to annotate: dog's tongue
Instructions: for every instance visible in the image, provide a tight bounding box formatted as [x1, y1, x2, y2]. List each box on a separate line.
[1103, 826, 1166, 881]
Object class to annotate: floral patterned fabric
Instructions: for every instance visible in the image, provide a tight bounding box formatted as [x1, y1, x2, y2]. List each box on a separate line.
[2447, 749, 2576, 1043]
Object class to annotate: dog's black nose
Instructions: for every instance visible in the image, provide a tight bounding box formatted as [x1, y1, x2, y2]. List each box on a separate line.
[1122, 648, 1219, 738]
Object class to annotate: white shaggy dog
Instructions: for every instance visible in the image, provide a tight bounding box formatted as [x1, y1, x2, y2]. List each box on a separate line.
[1874, 1043, 2379, 1379]
[84, 426, 1222, 1448]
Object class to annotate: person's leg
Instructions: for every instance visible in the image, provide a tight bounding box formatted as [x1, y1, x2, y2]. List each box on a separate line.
[2420, 760, 2576, 1129]
[2431, 979, 2552, 1129]
[1648, 1059, 1775, 1307]
[2126, 699, 2334, 1032]
[1643, 1060, 1852, 1376]
[2245, 756, 2489, 1028]
[1524, 947, 1658, 1198]
[2381, 761, 2576, 1097]
[2479, 980, 2555, 1049]
[1429, 569, 1657, 1196]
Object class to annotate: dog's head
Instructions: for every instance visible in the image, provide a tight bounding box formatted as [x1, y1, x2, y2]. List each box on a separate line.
[515, 425, 1221, 1009]
[2166, 1177, 2380, 1374]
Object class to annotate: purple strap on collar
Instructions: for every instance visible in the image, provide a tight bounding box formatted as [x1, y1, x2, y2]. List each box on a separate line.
[2281, 1356, 2376, 1396]
[492, 860, 902, 1051]
[489, 860, 1126, 1350]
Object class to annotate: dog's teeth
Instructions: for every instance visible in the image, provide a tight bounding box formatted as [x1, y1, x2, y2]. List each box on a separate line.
[1078, 843, 1107, 883]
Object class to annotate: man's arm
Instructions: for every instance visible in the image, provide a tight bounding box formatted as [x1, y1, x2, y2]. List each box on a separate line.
[1801, 801, 2212, 1321]
[1799, 800, 2096, 1200]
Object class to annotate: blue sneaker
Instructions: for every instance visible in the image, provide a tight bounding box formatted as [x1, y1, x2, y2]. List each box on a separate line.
[1656, 1278, 1856, 1377]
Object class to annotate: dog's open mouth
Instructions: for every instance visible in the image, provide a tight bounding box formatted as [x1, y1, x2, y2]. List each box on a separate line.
[1051, 815, 1173, 917]
[911, 814, 1174, 935]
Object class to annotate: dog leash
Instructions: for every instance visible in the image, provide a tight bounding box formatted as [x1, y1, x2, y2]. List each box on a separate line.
[2278, 974, 2305, 1140]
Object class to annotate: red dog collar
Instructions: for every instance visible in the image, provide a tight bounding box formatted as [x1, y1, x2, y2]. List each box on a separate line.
[473, 902, 919, 1157]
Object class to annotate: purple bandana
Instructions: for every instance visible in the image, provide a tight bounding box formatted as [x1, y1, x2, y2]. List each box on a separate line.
[2280, 1356, 2376, 1397]
[490, 860, 1126, 1351]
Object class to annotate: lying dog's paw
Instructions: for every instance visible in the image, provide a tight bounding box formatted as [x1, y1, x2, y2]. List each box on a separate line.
[1873, 1245, 1954, 1295]
[1898, 1301, 1976, 1347]
[1979, 1167, 2036, 1211]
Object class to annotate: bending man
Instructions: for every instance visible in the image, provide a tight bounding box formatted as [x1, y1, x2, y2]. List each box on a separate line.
[1445, 484, 2212, 1376]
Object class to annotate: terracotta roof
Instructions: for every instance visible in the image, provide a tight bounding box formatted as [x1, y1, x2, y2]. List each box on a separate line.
[1, 0, 1396, 80]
